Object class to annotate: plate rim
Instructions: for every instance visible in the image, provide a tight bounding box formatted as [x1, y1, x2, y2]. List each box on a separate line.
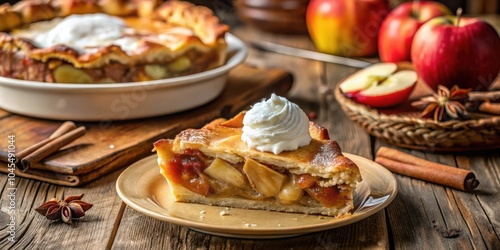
[116, 153, 398, 238]
[0, 33, 247, 90]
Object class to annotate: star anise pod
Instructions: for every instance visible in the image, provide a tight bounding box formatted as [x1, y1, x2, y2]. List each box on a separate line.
[35, 194, 93, 224]
[412, 85, 471, 122]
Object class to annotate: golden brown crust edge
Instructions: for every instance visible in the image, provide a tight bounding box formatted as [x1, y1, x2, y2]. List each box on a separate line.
[153, 115, 361, 199]
[186, 115, 361, 184]
[2, 0, 228, 41]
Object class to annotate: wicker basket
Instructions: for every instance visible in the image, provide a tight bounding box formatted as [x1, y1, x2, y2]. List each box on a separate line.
[334, 86, 500, 152]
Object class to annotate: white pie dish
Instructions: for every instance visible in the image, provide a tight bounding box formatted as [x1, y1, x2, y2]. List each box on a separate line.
[0, 33, 247, 121]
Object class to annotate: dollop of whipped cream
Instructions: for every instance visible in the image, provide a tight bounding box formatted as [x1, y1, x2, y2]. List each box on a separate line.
[241, 94, 312, 154]
[34, 14, 136, 52]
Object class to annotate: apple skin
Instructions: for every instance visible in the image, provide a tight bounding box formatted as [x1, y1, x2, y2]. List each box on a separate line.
[339, 63, 417, 108]
[378, 1, 451, 62]
[350, 84, 415, 108]
[306, 0, 390, 57]
[411, 15, 500, 91]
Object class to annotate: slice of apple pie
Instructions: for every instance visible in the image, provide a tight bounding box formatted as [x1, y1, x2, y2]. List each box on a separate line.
[0, 0, 228, 83]
[154, 94, 362, 217]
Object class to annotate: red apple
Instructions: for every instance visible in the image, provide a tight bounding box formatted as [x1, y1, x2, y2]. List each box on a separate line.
[411, 9, 500, 91]
[306, 0, 390, 57]
[378, 1, 451, 62]
[339, 63, 417, 108]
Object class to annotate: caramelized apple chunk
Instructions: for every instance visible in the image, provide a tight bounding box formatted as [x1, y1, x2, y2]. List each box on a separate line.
[243, 158, 286, 197]
[204, 158, 247, 189]
[277, 174, 304, 204]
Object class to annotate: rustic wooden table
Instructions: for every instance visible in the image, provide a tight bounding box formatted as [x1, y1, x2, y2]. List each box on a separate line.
[1, 15, 499, 250]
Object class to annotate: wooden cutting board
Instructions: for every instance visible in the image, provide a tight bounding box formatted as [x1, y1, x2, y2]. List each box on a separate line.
[0, 65, 293, 186]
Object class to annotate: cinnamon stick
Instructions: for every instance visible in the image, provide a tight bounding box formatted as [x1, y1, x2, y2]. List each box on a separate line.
[49, 121, 78, 139]
[375, 147, 479, 191]
[468, 90, 500, 102]
[478, 101, 500, 115]
[20, 126, 86, 171]
[16, 121, 77, 170]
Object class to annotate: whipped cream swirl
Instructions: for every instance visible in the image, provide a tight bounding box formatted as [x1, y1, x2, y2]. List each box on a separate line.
[33, 14, 137, 53]
[241, 94, 312, 154]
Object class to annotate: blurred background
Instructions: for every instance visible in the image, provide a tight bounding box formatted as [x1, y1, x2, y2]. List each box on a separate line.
[0, 0, 498, 36]
[189, 0, 500, 14]
[188, 0, 500, 34]
[1, 0, 499, 14]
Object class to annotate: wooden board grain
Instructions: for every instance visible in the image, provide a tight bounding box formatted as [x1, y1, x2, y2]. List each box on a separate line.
[0, 64, 293, 186]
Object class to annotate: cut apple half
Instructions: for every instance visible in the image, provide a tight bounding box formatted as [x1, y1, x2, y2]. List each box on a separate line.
[339, 63, 418, 108]
[339, 63, 398, 94]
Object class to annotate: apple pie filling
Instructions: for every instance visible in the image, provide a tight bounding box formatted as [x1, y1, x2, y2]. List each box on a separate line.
[162, 148, 351, 208]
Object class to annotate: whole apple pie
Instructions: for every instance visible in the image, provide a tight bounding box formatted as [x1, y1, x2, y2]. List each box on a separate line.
[0, 0, 228, 83]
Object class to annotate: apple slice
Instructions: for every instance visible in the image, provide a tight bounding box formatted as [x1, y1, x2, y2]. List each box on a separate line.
[339, 63, 417, 108]
[339, 63, 397, 94]
[353, 70, 417, 108]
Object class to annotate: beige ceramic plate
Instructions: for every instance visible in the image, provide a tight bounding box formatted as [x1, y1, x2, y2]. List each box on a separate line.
[116, 153, 397, 239]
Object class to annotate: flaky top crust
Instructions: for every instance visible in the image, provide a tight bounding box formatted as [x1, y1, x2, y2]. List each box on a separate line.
[155, 113, 362, 185]
[0, 0, 228, 68]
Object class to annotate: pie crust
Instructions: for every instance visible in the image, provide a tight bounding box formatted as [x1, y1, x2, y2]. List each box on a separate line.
[0, 0, 228, 83]
[154, 112, 362, 217]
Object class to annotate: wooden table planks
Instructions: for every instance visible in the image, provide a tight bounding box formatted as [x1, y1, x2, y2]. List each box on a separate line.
[0, 169, 125, 249]
[1, 16, 500, 250]
[376, 144, 500, 249]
